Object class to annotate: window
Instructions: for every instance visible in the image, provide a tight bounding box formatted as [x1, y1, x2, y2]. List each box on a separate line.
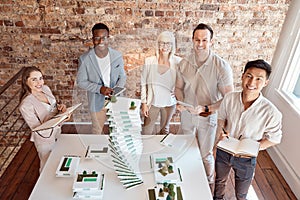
[277, 29, 300, 113]
[293, 74, 300, 98]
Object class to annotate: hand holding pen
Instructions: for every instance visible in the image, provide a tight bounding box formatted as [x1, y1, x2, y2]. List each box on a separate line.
[56, 100, 72, 123]
[56, 100, 67, 113]
[221, 127, 230, 140]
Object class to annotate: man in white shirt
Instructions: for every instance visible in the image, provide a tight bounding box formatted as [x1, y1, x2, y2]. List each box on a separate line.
[175, 23, 234, 188]
[77, 23, 126, 134]
[214, 59, 282, 200]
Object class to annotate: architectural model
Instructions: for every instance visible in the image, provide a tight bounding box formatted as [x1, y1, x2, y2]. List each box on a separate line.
[85, 144, 108, 159]
[152, 154, 182, 184]
[72, 170, 105, 199]
[105, 97, 143, 189]
[55, 155, 80, 177]
[148, 183, 184, 200]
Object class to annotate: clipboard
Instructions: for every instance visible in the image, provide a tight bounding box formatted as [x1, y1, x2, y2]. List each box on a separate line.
[32, 103, 82, 131]
[112, 86, 126, 96]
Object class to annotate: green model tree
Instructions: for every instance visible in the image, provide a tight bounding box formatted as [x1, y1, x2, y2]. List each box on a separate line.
[110, 95, 117, 103]
[129, 101, 136, 110]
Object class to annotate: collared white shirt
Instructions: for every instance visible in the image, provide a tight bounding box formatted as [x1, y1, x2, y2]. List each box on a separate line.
[176, 50, 233, 107]
[218, 91, 282, 144]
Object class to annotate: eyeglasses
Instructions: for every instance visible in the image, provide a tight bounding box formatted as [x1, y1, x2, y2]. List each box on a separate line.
[93, 36, 109, 42]
[158, 42, 172, 47]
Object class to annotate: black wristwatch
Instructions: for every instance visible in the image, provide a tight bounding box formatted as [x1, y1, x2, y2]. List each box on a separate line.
[205, 105, 209, 112]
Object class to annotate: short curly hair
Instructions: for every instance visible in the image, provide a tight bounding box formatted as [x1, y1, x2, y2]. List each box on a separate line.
[92, 23, 109, 35]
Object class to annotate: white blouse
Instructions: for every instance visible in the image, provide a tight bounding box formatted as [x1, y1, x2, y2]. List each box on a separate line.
[152, 69, 176, 107]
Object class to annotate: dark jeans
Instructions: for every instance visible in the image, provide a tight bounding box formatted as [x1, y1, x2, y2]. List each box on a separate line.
[214, 149, 256, 200]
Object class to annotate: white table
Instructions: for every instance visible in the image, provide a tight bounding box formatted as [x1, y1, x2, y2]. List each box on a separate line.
[29, 134, 212, 200]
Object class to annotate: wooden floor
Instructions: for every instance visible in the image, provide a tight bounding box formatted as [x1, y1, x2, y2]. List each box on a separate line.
[0, 134, 297, 200]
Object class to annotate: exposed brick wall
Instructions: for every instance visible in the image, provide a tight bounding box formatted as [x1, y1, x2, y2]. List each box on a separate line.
[0, 0, 290, 107]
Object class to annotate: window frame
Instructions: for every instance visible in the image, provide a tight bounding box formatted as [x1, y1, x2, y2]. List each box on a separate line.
[275, 29, 300, 114]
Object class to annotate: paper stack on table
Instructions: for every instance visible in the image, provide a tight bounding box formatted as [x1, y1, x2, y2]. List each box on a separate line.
[160, 133, 187, 152]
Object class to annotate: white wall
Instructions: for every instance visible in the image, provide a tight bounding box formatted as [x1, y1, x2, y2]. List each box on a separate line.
[264, 0, 300, 198]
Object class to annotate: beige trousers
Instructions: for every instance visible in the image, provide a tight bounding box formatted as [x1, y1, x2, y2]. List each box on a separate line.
[142, 105, 176, 135]
[90, 108, 107, 134]
[33, 126, 61, 173]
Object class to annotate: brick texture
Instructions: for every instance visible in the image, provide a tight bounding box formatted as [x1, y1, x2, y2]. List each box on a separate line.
[0, 0, 290, 121]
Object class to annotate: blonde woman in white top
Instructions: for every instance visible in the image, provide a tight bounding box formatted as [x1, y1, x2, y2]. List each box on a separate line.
[141, 31, 182, 134]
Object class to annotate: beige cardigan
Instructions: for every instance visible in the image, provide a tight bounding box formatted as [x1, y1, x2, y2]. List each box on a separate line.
[140, 55, 182, 107]
[19, 85, 60, 142]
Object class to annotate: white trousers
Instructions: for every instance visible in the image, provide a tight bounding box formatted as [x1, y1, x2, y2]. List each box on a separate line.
[180, 110, 217, 184]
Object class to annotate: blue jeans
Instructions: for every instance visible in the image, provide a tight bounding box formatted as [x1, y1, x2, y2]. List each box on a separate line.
[214, 149, 257, 200]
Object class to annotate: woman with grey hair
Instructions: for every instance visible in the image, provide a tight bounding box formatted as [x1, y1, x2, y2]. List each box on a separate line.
[141, 31, 182, 135]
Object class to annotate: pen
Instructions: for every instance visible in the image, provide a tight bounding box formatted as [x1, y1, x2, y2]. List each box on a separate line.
[178, 168, 183, 182]
[238, 135, 242, 140]
[222, 127, 229, 139]
[100, 174, 104, 190]
[149, 155, 153, 168]
[85, 146, 90, 158]
[160, 133, 169, 143]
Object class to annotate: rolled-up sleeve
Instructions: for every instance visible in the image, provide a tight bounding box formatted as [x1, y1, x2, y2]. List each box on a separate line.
[264, 110, 283, 144]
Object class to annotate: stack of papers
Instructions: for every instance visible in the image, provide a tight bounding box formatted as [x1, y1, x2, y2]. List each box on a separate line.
[72, 171, 105, 199]
[55, 155, 80, 177]
[106, 97, 144, 189]
[160, 133, 187, 151]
